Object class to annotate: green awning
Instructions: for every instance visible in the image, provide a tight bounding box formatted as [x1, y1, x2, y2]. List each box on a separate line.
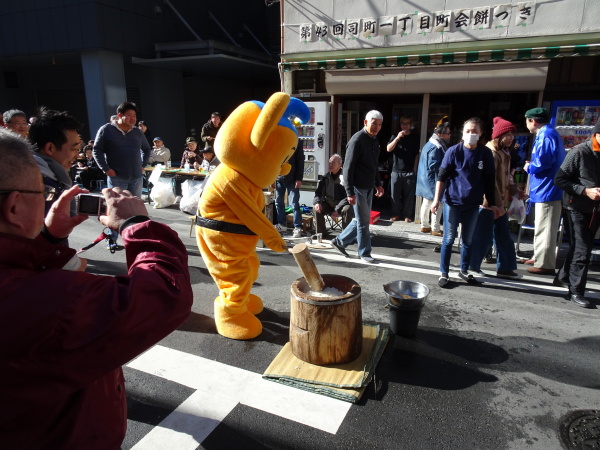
[281, 43, 599, 72]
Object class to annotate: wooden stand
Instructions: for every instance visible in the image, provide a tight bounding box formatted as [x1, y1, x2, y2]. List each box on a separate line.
[290, 274, 362, 365]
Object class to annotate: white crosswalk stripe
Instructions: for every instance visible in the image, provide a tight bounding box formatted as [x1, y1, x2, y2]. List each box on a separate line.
[127, 345, 352, 449]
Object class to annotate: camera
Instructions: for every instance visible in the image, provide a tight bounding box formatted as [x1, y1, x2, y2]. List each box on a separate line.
[76, 194, 107, 216]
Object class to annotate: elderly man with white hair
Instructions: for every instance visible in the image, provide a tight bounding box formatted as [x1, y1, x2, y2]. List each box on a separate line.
[330, 110, 385, 263]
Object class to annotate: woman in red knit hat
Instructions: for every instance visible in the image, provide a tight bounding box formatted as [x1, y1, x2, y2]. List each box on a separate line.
[469, 117, 527, 278]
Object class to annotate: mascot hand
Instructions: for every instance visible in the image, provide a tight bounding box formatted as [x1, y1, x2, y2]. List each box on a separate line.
[264, 236, 288, 253]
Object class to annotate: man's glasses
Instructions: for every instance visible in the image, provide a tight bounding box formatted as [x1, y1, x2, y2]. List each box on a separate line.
[0, 186, 56, 201]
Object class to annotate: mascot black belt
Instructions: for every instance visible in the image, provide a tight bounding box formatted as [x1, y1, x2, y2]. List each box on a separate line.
[195, 213, 256, 236]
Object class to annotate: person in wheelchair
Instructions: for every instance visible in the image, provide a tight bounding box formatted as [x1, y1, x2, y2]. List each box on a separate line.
[312, 154, 354, 238]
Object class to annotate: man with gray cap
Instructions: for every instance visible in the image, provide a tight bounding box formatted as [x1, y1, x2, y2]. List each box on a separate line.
[148, 137, 171, 165]
[523, 107, 566, 275]
[552, 121, 600, 308]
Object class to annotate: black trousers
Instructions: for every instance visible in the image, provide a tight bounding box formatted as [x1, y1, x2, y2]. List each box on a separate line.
[556, 209, 600, 295]
[313, 202, 354, 235]
[390, 171, 416, 219]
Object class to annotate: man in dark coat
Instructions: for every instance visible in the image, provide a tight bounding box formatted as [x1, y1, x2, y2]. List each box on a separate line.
[553, 121, 600, 308]
[201, 112, 222, 148]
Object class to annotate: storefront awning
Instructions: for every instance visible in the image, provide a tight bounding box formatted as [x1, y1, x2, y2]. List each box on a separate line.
[324, 60, 549, 94]
[280, 43, 600, 72]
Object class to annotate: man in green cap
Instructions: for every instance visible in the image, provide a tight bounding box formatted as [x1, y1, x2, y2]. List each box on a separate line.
[523, 107, 566, 275]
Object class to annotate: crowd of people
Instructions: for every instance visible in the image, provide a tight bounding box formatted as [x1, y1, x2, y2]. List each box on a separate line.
[2, 102, 598, 297]
[0, 99, 598, 446]
[323, 107, 598, 310]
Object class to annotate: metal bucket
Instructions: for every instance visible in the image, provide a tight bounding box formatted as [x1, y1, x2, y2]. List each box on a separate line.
[383, 280, 429, 337]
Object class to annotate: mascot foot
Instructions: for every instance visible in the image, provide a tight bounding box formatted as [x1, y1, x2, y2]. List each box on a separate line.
[247, 294, 264, 315]
[215, 302, 262, 340]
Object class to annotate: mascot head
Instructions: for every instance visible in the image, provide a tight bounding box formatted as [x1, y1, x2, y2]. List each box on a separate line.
[213, 93, 310, 188]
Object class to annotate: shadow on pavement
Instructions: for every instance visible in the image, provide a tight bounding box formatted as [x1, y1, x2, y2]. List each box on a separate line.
[178, 311, 217, 334]
[362, 327, 506, 403]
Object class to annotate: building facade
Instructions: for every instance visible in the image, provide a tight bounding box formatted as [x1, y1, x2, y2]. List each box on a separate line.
[0, 0, 281, 161]
[280, 0, 600, 160]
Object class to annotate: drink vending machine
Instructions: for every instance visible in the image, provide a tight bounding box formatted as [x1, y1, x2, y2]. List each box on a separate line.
[550, 100, 600, 150]
[297, 101, 330, 182]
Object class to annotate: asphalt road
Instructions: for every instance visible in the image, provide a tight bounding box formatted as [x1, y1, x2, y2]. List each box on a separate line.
[68, 203, 600, 450]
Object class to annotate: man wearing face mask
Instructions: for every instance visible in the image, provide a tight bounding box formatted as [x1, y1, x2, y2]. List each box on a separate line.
[431, 117, 503, 288]
[416, 121, 451, 235]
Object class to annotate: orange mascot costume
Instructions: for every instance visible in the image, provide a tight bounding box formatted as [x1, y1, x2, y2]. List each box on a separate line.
[195, 93, 310, 339]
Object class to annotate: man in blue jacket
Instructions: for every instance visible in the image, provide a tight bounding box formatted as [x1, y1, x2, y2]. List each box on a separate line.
[524, 107, 566, 275]
[93, 101, 151, 249]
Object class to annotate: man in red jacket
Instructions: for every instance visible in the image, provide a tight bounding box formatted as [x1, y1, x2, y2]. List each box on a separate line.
[0, 128, 193, 448]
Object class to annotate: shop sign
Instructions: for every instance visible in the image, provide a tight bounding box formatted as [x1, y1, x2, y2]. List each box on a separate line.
[298, 2, 535, 42]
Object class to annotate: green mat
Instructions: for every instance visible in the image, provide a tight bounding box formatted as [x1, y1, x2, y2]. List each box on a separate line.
[262, 325, 389, 403]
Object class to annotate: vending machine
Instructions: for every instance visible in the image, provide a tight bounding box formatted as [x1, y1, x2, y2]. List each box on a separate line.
[297, 101, 331, 182]
[550, 100, 600, 150]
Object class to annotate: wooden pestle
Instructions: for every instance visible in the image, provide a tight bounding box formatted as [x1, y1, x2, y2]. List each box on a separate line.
[290, 243, 325, 291]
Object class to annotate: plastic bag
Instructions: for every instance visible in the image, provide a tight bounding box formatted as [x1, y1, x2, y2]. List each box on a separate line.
[180, 179, 206, 214]
[150, 177, 176, 209]
[508, 196, 526, 224]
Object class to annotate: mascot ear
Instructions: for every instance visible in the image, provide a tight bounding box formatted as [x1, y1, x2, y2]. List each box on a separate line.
[285, 97, 311, 126]
[251, 93, 290, 149]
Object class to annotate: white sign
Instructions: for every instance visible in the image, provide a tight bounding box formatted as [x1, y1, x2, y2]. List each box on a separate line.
[472, 6, 492, 29]
[516, 1, 535, 26]
[379, 16, 395, 36]
[416, 13, 433, 35]
[433, 11, 452, 33]
[296, 3, 539, 43]
[493, 4, 512, 29]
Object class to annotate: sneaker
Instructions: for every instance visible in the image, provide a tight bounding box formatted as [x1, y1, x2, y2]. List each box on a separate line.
[360, 255, 377, 263]
[438, 274, 450, 288]
[174, 195, 182, 204]
[433, 245, 441, 253]
[292, 227, 302, 238]
[275, 223, 286, 233]
[496, 270, 519, 279]
[483, 256, 496, 264]
[330, 238, 349, 258]
[469, 269, 486, 277]
[106, 242, 117, 251]
[458, 270, 477, 284]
